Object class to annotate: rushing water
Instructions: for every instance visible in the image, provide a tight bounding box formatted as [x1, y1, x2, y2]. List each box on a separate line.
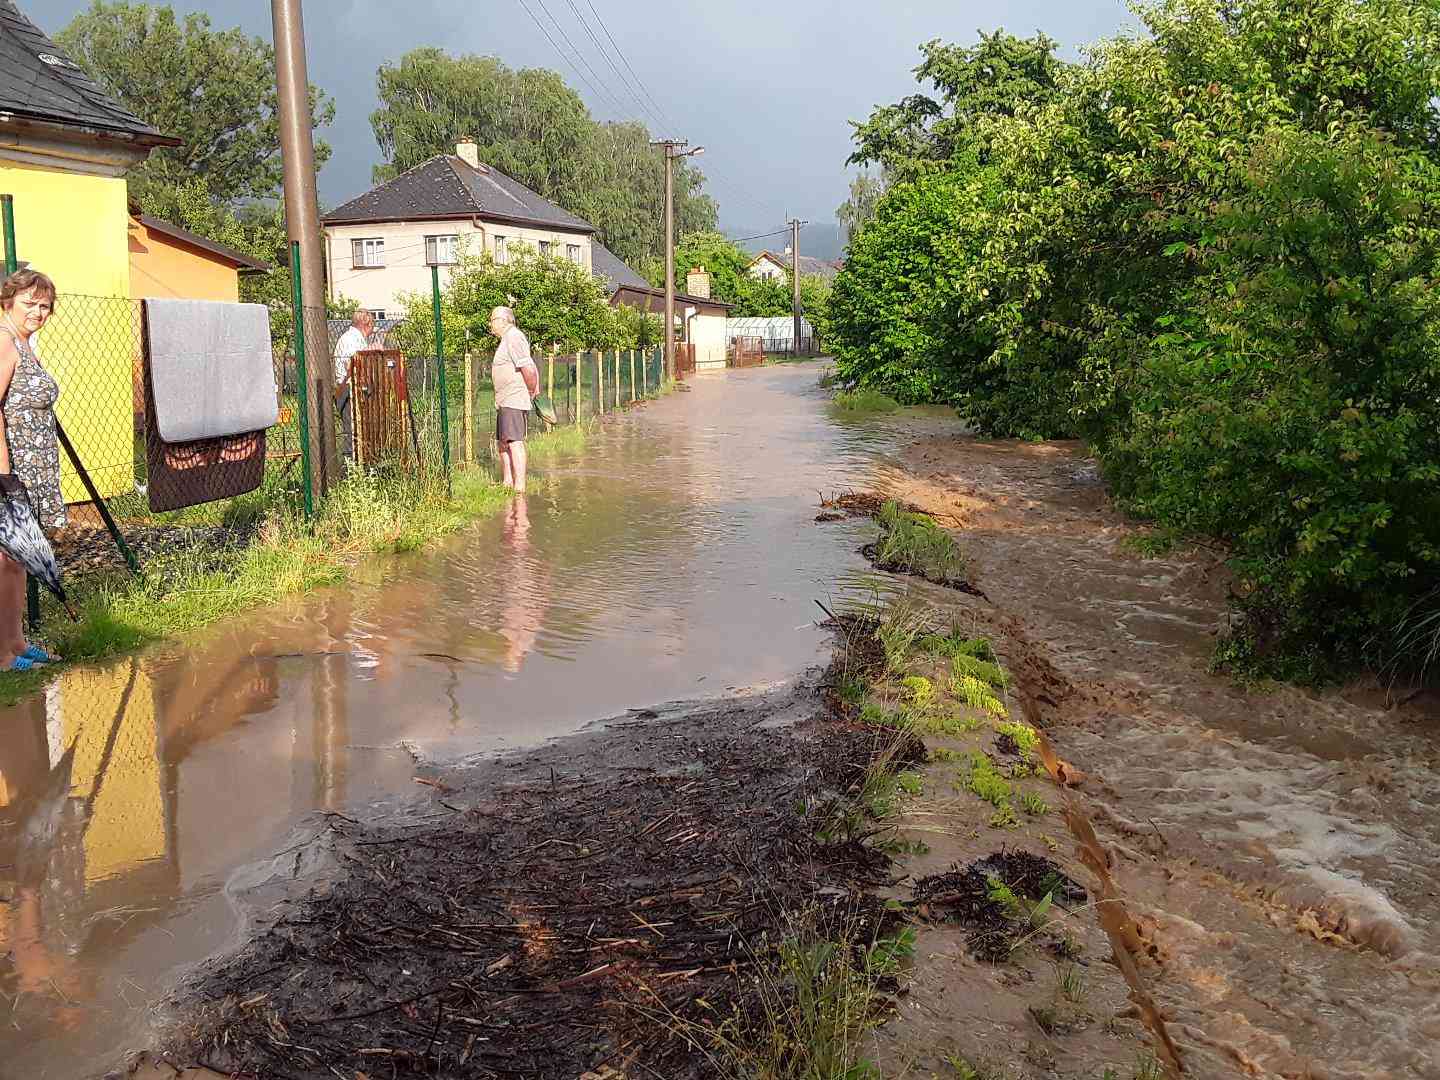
[0, 365, 927, 1079]
[880, 437, 1440, 1079]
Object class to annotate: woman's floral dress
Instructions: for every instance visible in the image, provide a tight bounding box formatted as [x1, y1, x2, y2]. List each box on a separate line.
[1, 327, 65, 530]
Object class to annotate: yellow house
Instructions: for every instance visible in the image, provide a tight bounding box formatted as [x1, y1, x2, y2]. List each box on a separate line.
[0, 0, 178, 501]
[128, 212, 270, 303]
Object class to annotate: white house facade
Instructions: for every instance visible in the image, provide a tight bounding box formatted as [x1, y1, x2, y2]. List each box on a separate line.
[323, 140, 595, 319]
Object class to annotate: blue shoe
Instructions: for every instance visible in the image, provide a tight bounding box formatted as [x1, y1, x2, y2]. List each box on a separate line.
[7, 655, 44, 672]
[21, 645, 57, 663]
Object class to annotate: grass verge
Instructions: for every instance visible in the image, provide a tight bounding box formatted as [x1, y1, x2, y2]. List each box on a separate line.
[1, 445, 579, 705]
[871, 500, 970, 587]
[831, 388, 901, 414]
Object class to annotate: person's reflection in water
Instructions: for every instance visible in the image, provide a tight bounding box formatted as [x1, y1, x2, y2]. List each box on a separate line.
[497, 497, 547, 674]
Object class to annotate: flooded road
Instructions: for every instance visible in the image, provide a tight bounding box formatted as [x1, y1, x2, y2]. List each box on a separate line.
[0, 365, 920, 1079]
[884, 438, 1440, 1079]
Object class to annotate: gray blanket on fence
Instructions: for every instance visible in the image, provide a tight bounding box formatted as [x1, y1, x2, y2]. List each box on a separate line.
[145, 299, 279, 443]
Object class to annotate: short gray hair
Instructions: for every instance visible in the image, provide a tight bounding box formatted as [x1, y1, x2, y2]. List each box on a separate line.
[353, 308, 374, 327]
[490, 306, 515, 327]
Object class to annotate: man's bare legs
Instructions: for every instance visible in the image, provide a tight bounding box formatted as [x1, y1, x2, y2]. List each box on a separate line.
[499, 439, 515, 488]
[509, 440, 528, 494]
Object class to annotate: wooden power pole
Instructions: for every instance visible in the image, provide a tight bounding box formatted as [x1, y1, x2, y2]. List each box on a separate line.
[272, 0, 337, 492]
[652, 138, 704, 382]
[789, 217, 808, 356]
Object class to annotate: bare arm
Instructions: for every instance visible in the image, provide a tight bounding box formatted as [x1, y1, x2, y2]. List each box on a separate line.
[521, 361, 540, 397]
[0, 335, 18, 473]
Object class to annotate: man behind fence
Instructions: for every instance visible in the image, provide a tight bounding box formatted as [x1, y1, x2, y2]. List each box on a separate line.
[333, 309, 374, 460]
[489, 306, 539, 493]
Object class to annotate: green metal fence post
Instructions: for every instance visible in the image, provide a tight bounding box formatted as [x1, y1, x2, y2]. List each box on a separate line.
[2, 195, 40, 630]
[290, 242, 314, 520]
[2, 194, 16, 273]
[432, 265, 452, 493]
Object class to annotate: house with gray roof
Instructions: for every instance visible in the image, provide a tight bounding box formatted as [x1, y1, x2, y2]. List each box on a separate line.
[322, 139, 598, 319]
[0, 0, 177, 177]
[747, 249, 839, 283]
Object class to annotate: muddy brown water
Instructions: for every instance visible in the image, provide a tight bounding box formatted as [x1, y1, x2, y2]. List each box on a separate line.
[880, 440, 1440, 1079]
[0, 365, 936, 1080]
[7, 369, 1440, 1079]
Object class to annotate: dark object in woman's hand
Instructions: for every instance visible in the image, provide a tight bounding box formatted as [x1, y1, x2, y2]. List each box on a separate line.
[0, 473, 27, 497]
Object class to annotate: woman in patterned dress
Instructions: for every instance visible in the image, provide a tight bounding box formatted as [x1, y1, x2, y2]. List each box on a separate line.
[0, 269, 64, 670]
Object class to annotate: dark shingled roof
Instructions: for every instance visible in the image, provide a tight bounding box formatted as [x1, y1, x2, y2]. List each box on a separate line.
[323, 155, 595, 234]
[591, 241, 649, 293]
[0, 0, 175, 143]
[752, 250, 838, 279]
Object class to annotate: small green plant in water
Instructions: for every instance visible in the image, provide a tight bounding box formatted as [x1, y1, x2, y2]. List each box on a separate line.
[900, 674, 935, 708]
[953, 673, 1008, 718]
[961, 751, 1013, 808]
[831, 387, 900, 413]
[835, 673, 868, 707]
[874, 501, 968, 584]
[990, 804, 1020, 829]
[1020, 791, 1051, 816]
[1058, 963, 1086, 1003]
[953, 651, 1009, 689]
[995, 720, 1040, 760]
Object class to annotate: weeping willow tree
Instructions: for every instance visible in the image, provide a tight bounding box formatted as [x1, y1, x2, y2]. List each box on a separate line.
[371, 49, 716, 267]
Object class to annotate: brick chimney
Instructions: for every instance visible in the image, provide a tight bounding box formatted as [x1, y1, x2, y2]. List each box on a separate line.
[456, 137, 480, 169]
[686, 265, 711, 299]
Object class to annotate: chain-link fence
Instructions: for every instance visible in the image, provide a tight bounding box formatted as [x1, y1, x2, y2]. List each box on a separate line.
[24, 289, 666, 603]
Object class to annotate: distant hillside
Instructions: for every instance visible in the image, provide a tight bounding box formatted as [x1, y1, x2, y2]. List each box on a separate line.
[727, 221, 846, 263]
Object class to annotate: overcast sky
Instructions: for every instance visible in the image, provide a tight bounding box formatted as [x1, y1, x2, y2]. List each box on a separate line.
[40, 0, 1133, 233]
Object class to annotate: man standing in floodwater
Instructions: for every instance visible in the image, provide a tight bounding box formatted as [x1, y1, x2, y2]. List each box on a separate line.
[333, 308, 374, 461]
[489, 306, 539, 493]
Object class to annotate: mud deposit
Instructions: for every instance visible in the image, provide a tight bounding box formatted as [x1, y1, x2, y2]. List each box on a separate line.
[137, 682, 909, 1079]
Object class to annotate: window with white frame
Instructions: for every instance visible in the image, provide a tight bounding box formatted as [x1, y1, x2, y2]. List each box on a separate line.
[494, 234, 508, 264]
[425, 234, 459, 266]
[566, 243, 582, 264]
[538, 240, 551, 256]
[350, 237, 385, 268]
[367, 309, 387, 322]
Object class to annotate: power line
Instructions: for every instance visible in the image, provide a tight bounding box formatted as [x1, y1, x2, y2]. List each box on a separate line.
[530, 0, 632, 117]
[580, 0, 676, 131]
[516, 0, 781, 235]
[728, 226, 793, 244]
[513, 0, 629, 118]
[560, 0, 669, 132]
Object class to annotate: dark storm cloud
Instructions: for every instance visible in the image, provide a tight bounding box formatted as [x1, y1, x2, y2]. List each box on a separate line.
[38, 0, 1133, 230]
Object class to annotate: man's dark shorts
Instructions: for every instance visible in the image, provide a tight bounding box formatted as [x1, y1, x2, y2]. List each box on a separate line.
[497, 407, 528, 444]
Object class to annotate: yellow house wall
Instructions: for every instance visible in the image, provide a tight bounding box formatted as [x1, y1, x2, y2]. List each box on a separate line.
[1, 162, 137, 501]
[57, 660, 166, 885]
[130, 225, 242, 303]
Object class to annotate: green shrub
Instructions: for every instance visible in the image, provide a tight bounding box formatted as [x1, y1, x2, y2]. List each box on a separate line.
[827, 0, 1440, 676]
[831, 388, 901, 413]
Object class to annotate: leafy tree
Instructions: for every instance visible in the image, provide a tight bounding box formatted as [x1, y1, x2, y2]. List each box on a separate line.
[57, 2, 335, 206]
[826, 0, 1440, 675]
[847, 32, 1068, 173]
[837, 173, 886, 241]
[136, 179, 353, 345]
[649, 231, 791, 317]
[370, 49, 716, 266]
[391, 248, 651, 359]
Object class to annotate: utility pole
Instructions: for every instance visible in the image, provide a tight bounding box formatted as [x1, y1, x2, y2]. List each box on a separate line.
[651, 138, 704, 382]
[272, 0, 337, 492]
[789, 217, 808, 356]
